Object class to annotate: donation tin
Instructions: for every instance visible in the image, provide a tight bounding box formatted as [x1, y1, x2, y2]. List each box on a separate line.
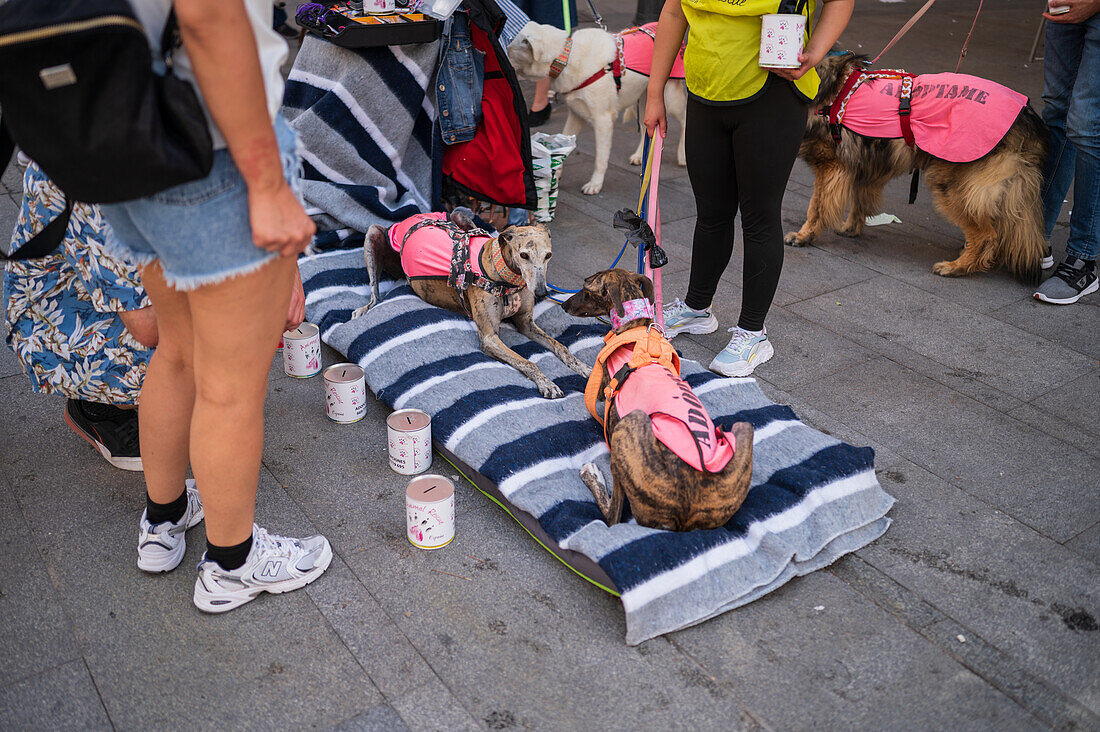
[759, 14, 805, 69]
[283, 322, 322, 378]
[406, 474, 455, 549]
[323, 363, 367, 423]
[387, 408, 432, 475]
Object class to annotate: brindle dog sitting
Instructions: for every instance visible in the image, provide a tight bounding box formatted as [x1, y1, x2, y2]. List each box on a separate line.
[352, 210, 590, 399]
[563, 269, 755, 531]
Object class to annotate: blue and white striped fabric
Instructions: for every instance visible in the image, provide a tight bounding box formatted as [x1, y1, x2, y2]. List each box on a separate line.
[494, 0, 533, 48]
[283, 35, 437, 239]
[300, 249, 895, 644]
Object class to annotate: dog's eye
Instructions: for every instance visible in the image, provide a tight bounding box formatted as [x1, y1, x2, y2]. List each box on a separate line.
[544, 252, 552, 261]
[520, 252, 530, 261]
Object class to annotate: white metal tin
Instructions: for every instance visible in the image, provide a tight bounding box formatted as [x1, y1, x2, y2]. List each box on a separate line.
[323, 363, 367, 424]
[759, 14, 805, 69]
[406, 474, 455, 549]
[282, 323, 322, 378]
[387, 408, 432, 475]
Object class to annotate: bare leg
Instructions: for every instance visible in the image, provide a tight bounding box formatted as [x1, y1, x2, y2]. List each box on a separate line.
[187, 256, 296, 545]
[138, 262, 195, 504]
[532, 78, 551, 112]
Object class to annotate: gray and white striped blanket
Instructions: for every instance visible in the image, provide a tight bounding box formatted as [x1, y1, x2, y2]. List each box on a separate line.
[301, 249, 895, 644]
[283, 35, 437, 247]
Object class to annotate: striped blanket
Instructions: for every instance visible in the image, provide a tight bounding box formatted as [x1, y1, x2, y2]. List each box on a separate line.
[301, 249, 895, 644]
[283, 35, 437, 247]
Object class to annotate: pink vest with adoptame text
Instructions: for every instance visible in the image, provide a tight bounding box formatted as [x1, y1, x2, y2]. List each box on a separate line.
[388, 212, 493, 280]
[839, 73, 1027, 163]
[603, 344, 735, 473]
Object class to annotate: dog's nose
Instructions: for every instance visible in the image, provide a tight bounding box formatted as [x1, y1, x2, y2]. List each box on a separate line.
[534, 284, 548, 299]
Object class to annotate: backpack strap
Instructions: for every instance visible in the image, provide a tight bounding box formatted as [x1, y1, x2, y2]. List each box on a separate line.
[0, 117, 71, 262]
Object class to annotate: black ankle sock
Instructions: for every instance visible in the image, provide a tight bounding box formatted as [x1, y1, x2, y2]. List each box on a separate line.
[206, 534, 254, 572]
[146, 490, 188, 525]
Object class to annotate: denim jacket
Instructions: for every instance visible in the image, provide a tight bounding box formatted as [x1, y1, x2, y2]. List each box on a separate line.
[436, 12, 484, 145]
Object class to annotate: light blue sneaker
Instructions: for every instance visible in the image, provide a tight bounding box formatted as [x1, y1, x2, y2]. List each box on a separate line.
[662, 298, 718, 338]
[709, 326, 774, 377]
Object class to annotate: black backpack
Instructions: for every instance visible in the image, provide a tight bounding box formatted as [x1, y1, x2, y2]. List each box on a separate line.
[0, 0, 214, 260]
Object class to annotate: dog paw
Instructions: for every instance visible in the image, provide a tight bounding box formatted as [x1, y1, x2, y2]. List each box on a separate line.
[932, 260, 966, 277]
[537, 380, 565, 399]
[581, 180, 603, 195]
[676, 154, 686, 167]
[784, 231, 810, 247]
[837, 227, 863, 239]
[628, 153, 643, 166]
[350, 298, 378, 319]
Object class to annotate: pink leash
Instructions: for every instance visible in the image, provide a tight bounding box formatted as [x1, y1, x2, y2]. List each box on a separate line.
[644, 133, 664, 330]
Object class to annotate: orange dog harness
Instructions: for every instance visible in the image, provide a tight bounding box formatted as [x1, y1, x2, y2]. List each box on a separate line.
[584, 326, 735, 472]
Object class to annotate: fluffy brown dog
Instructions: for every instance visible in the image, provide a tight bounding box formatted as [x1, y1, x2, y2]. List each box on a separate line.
[786, 52, 1048, 284]
[563, 269, 754, 531]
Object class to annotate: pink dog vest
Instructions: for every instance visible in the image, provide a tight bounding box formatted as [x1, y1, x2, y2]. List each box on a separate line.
[617, 23, 685, 80]
[836, 72, 1027, 163]
[388, 213, 526, 313]
[600, 334, 735, 473]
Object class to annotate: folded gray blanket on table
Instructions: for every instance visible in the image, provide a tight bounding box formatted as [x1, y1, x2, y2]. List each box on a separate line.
[283, 35, 437, 248]
[300, 249, 895, 644]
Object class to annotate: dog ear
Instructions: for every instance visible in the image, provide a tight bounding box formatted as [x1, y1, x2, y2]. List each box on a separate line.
[449, 208, 477, 232]
[636, 273, 655, 305]
[602, 272, 627, 317]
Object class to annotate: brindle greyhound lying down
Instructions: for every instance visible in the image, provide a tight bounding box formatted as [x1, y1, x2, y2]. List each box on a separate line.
[352, 210, 590, 399]
[562, 269, 754, 531]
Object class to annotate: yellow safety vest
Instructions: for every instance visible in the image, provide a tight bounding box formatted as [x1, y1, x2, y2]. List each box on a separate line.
[680, 0, 819, 104]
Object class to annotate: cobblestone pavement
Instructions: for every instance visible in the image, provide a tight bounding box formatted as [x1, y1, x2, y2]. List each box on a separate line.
[1, 2, 1096, 729]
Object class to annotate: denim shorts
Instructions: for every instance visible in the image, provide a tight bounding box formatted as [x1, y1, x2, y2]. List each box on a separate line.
[101, 115, 301, 291]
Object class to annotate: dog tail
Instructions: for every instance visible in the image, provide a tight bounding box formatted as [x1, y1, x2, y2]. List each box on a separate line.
[994, 108, 1048, 286]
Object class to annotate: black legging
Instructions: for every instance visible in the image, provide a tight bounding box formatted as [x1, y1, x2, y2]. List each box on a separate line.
[683, 80, 808, 332]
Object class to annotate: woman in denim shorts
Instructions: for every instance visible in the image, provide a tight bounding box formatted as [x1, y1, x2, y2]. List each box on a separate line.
[101, 0, 332, 612]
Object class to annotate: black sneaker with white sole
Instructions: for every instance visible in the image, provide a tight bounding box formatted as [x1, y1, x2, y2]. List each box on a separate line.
[1034, 256, 1098, 305]
[1041, 245, 1054, 270]
[64, 399, 142, 471]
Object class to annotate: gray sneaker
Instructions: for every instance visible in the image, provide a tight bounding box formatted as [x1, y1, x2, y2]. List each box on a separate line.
[1034, 256, 1098, 305]
[137, 480, 203, 573]
[662, 298, 718, 338]
[193, 525, 332, 613]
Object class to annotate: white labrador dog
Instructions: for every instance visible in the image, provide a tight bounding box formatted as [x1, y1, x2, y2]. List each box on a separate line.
[508, 23, 687, 195]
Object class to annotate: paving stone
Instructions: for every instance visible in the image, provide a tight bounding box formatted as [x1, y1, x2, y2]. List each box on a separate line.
[859, 460, 1100, 715]
[1065, 523, 1100, 567]
[335, 703, 411, 732]
[1008, 370, 1100, 457]
[0, 377, 146, 538]
[789, 275, 1095, 403]
[306, 558, 441, 700]
[0, 660, 111, 731]
[0, 469, 81, 690]
[670, 570, 1039, 730]
[989, 296, 1100, 362]
[390, 677, 480, 732]
[34, 475, 383, 729]
[791, 357, 1098, 542]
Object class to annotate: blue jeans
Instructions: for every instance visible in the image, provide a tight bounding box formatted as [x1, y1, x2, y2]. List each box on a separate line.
[1041, 14, 1100, 261]
[101, 116, 300, 290]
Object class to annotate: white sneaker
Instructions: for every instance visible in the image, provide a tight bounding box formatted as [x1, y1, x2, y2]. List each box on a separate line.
[708, 326, 774, 377]
[193, 525, 332, 613]
[662, 298, 718, 338]
[137, 479, 204, 573]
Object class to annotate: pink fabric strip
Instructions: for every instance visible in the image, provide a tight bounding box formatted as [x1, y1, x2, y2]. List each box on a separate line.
[609, 298, 655, 329]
